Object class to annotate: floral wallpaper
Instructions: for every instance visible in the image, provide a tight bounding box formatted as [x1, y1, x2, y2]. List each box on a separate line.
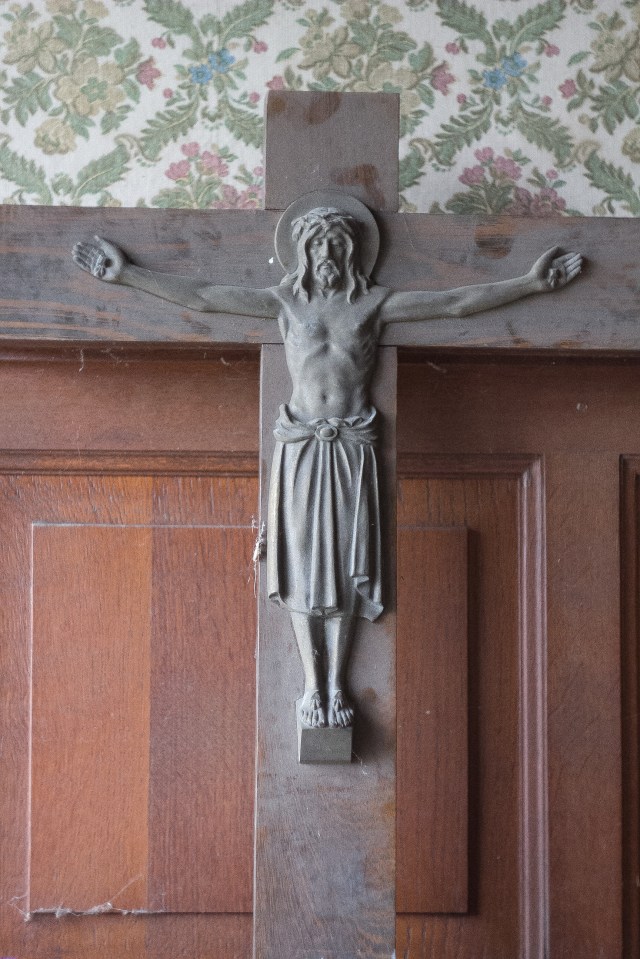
[0, 0, 639, 215]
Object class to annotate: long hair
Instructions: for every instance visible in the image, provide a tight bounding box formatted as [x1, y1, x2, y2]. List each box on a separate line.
[281, 207, 370, 303]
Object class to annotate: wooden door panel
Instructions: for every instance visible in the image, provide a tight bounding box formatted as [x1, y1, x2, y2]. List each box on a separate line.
[397, 527, 468, 915]
[545, 453, 622, 958]
[395, 357, 639, 959]
[31, 522, 152, 914]
[0, 352, 260, 958]
[148, 526, 254, 914]
[25, 476, 255, 915]
[622, 459, 640, 959]
[397, 459, 545, 959]
[0, 352, 637, 957]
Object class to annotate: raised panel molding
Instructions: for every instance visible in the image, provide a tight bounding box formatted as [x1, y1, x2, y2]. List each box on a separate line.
[396, 456, 546, 959]
[0, 457, 258, 941]
[397, 526, 468, 915]
[620, 457, 640, 959]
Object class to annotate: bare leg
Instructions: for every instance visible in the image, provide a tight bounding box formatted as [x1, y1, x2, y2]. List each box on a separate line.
[290, 611, 326, 727]
[325, 615, 356, 728]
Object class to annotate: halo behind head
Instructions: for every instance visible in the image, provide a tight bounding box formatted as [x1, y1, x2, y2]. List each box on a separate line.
[275, 190, 379, 276]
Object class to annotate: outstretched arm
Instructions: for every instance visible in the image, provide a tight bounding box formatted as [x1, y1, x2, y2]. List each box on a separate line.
[380, 247, 582, 324]
[72, 236, 280, 319]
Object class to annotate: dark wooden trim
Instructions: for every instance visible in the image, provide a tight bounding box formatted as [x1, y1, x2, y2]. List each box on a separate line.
[396, 454, 547, 958]
[0, 450, 258, 475]
[620, 456, 640, 958]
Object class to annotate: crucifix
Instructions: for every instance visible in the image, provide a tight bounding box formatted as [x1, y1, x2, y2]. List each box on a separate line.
[1, 92, 638, 959]
[69, 91, 582, 957]
[73, 198, 579, 744]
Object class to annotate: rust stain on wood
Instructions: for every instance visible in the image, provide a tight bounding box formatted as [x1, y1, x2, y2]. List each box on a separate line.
[266, 92, 286, 116]
[474, 223, 513, 258]
[331, 163, 386, 210]
[305, 91, 342, 124]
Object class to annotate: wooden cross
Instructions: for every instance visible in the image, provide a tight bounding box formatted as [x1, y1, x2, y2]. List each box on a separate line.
[1, 92, 639, 959]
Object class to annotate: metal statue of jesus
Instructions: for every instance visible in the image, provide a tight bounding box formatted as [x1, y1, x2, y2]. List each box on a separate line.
[72, 191, 581, 733]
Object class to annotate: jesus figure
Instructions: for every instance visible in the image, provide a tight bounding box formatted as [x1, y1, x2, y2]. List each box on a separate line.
[73, 193, 581, 731]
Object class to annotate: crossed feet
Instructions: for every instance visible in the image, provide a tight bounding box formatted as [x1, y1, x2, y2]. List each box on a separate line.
[299, 688, 354, 728]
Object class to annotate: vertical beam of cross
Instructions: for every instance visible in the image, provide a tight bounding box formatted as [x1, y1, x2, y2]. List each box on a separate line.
[253, 92, 400, 959]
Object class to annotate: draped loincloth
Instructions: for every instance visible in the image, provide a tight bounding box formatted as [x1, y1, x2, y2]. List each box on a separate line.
[267, 404, 383, 621]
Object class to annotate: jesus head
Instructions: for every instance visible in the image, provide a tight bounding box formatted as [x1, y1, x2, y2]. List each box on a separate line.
[285, 207, 370, 303]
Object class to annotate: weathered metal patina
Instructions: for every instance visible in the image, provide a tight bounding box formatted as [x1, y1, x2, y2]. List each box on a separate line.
[73, 191, 581, 760]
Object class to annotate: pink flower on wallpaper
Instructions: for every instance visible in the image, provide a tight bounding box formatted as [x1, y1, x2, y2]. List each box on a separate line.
[541, 95, 552, 107]
[213, 184, 263, 208]
[137, 57, 161, 90]
[201, 151, 228, 176]
[459, 165, 485, 186]
[493, 156, 522, 180]
[457, 93, 467, 104]
[474, 147, 494, 164]
[254, 166, 264, 176]
[445, 42, 460, 55]
[151, 37, 166, 49]
[546, 169, 559, 180]
[166, 160, 190, 180]
[253, 40, 268, 53]
[431, 64, 455, 94]
[266, 75, 285, 90]
[510, 186, 567, 217]
[249, 92, 260, 104]
[545, 44, 560, 57]
[181, 142, 200, 157]
[559, 79, 577, 98]
[163, 88, 173, 98]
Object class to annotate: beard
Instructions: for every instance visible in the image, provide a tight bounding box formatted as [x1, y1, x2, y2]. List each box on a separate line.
[314, 259, 341, 288]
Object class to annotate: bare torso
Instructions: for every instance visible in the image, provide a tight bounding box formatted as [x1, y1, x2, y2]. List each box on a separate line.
[275, 285, 388, 421]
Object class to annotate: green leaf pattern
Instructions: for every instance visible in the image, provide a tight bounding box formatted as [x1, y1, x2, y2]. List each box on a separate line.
[0, 0, 638, 214]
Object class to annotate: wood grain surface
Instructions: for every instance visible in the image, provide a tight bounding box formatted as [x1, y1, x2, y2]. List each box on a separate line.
[30, 521, 152, 913]
[395, 354, 638, 959]
[0, 206, 639, 351]
[397, 527, 468, 915]
[0, 360, 259, 957]
[264, 91, 399, 212]
[397, 460, 542, 959]
[545, 452, 621, 959]
[0, 349, 638, 956]
[253, 346, 397, 959]
[621, 458, 640, 959]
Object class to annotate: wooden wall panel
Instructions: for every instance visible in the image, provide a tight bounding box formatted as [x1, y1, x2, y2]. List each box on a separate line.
[396, 458, 546, 959]
[148, 527, 255, 913]
[28, 505, 256, 918]
[0, 459, 258, 959]
[545, 454, 622, 959]
[397, 527, 468, 915]
[0, 350, 259, 454]
[621, 459, 640, 959]
[30, 522, 152, 913]
[0, 353, 260, 958]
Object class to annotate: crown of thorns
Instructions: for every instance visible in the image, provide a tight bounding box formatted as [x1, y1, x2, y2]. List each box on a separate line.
[291, 208, 358, 243]
[274, 191, 379, 274]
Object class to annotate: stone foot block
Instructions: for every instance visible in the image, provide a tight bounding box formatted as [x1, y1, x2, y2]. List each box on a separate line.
[297, 706, 353, 764]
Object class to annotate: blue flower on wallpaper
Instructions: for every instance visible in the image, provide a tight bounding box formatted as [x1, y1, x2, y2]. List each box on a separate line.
[189, 63, 213, 84]
[209, 49, 235, 74]
[483, 68, 507, 90]
[502, 53, 527, 77]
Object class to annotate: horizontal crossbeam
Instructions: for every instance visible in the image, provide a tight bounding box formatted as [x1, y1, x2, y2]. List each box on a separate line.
[1, 206, 639, 351]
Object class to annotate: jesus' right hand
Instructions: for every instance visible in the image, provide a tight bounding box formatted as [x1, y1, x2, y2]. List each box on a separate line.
[72, 235, 127, 283]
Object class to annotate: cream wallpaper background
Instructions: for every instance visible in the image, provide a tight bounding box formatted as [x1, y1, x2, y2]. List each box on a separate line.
[0, 0, 638, 215]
